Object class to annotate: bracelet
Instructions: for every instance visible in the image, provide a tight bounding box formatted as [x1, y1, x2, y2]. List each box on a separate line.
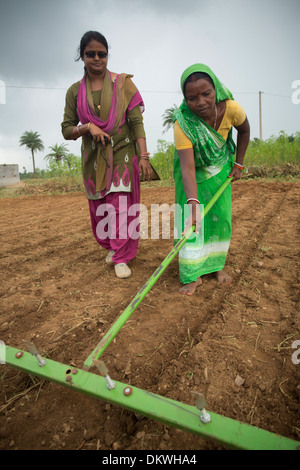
[76, 123, 91, 137]
[187, 198, 200, 204]
[234, 162, 244, 170]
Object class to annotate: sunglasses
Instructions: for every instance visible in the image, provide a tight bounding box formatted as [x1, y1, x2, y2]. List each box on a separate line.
[84, 51, 108, 59]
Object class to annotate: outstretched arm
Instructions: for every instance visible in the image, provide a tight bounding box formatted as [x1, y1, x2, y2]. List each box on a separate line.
[230, 117, 250, 181]
[136, 137, 153, 182]
[177, 148, 201, 234]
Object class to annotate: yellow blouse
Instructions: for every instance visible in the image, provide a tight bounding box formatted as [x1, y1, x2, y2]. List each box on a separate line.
[174, 100, 246, 150]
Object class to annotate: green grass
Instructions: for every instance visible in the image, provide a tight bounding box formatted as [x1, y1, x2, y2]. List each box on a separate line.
[150, 132, 300, 182]
[150, 139, 175, 183]
[245, 131, 300, 167]
[0, 174, 84, 198]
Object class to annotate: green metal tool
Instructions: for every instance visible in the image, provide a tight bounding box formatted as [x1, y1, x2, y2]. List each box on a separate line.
[4, 345, 299, 450]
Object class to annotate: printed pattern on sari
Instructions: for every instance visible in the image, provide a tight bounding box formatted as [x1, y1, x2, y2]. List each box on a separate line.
[76, 70, 145, 198]
[61, 73, 146, 200]
[174, 157, 233, 284]
[80, 103, 145, 199]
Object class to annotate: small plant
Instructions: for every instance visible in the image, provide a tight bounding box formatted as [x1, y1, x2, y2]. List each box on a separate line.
[151, 140, 175, 182]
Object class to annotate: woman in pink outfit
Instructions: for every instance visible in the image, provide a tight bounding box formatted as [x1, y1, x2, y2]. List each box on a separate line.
[62, 31, 152, 278]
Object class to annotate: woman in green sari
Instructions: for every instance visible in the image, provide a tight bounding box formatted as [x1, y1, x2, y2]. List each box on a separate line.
[173, 64, 250, 295]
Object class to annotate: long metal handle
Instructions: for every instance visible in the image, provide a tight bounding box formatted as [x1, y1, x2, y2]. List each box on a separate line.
[83, 177, 232, 369]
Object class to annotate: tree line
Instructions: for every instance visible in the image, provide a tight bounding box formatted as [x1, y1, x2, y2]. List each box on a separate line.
[19, 107, 299, 180]
[19, 130, 80, 178]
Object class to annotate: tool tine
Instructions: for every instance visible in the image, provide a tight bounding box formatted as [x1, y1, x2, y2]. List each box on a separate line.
[191, 391, 207, 410]
[23, 340, 39, 356]
[94, 359, 108, 376]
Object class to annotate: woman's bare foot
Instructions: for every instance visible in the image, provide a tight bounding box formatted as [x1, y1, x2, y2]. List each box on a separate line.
[179, 277, 202, 295]
[215, 270, 232, 284]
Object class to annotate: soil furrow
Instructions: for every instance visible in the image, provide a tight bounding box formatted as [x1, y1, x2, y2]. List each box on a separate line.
[0, 181, 299, 450]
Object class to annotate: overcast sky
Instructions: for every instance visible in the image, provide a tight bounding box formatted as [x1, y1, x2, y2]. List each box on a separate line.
[0, 0, 299, 172]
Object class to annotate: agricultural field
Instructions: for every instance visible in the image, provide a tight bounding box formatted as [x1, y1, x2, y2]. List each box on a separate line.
[0, 178, 299, 450]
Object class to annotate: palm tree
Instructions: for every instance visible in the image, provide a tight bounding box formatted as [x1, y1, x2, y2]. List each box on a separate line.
[44, 143, 69, 165]
[162, 104, 179, 133]
[19, 131, 44, 178]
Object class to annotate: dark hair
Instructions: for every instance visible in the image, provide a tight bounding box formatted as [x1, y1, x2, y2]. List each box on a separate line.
[75, 30, 109, 62]
[183, 72, 214, 96]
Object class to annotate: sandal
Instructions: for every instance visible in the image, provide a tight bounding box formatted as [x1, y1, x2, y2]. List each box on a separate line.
[114, 263, 131, 279]
[105, 250, 115, 264]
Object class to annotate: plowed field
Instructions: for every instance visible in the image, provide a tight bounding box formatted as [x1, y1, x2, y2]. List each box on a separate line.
[0, 180, 299, 450]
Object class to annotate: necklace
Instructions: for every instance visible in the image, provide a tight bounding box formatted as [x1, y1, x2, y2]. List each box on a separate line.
[213, 104, 218, 130]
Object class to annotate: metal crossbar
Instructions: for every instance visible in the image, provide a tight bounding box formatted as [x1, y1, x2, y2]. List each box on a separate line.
[5, 345, 299, 450]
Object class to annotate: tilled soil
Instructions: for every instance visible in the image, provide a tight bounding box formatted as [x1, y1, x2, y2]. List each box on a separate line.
[0, 180, 299, 450]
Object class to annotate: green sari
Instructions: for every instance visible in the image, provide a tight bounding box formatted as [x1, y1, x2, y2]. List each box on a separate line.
[173, 64, 236, 284]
